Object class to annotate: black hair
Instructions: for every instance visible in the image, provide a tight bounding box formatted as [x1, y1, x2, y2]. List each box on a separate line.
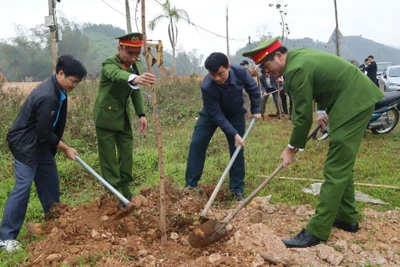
[56, 54, 87, 79]
[240, 60, 249, 66]
[205, 52, 229, 73]
[265, 46, 288, 62]
[351, 60, 356, 64]
[368, 55, 374, 59]
[364, 58, 369, 62]
[261, 68, 266, 74]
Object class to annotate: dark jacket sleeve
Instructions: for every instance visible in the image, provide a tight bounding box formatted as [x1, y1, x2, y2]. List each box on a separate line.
[244, 71, 261, 114]
[36, 95, 61, 146]
[259, 75, 267, 94]
[201, 88, 237, 137]
[271, 77, 279, 90]
[363, 62, 376, 72]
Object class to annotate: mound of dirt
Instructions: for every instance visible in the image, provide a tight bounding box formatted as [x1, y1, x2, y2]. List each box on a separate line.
[26, 184, 400, 266]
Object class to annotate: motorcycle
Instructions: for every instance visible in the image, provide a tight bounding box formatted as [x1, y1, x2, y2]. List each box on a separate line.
[313, 91, 400, 141]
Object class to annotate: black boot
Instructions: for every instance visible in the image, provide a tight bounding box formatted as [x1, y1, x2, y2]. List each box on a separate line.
[282, 229, 324, 248]
[332, 219, 359, 233]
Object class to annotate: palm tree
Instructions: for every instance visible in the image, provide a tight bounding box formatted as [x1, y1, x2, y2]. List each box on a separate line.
[148, 0, 190, 76]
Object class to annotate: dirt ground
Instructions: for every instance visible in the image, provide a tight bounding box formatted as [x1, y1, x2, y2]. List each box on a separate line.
[24, 183, 399, 267]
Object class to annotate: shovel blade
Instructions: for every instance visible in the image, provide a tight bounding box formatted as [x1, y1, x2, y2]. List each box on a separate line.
[188, 219, 229, 248]
[113, 202, 135, 221]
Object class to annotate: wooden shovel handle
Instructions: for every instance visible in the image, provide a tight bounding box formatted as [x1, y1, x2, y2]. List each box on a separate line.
[222, 125, 321, 223]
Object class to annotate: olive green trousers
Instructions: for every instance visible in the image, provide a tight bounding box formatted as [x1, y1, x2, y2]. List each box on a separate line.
[306, 105, 374, 240]
[95, 119, 134, 199]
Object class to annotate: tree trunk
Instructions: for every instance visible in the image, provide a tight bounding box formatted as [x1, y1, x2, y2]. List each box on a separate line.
[141, 0, 168, 245]
[172, 46, 176, 76]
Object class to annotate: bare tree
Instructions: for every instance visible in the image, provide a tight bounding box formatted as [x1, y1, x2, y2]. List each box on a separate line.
[269, 1, 290, 44]
[255, 24, 273, 41]
[148, 0, 190, 76]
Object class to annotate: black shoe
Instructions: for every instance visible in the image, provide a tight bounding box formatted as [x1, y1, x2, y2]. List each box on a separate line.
[282, 229, 324, 248]
[234, 192, 245, 201]
[185, 185, 196, 190]
[332, 219, 359, 233]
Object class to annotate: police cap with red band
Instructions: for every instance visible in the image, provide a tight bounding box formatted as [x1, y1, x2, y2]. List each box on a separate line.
[116, 32, 143, 50]
[242, 36, 282, 65]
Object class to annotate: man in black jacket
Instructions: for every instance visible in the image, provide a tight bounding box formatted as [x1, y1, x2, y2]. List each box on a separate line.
[259, 68, 280, 118]
[361, 55, 378, 86]
[359, 58, 369, 74]
[0, 54, 87, 253]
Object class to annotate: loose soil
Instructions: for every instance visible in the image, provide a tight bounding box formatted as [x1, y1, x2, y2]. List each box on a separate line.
[25, 184, 399, 267]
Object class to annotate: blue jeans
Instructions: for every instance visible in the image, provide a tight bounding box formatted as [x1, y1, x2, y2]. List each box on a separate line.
[185, 110, 246, 193]
[0, 147, 59, 240]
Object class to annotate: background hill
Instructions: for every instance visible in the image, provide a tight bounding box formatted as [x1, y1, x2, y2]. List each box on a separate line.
[232, 36, 400, 67]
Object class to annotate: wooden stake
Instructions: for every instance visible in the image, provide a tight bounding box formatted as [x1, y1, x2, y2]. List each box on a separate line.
[141, 0, 167, 245]
[257, 176, 400, 190]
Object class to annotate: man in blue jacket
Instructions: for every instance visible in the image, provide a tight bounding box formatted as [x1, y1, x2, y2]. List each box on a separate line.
[0, 54, 87, 253]
[185, 52, 261, 201]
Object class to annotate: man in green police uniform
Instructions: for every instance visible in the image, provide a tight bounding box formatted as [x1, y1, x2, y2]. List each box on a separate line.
[243, 37, 383, 247]
[93, 33, 155, 202]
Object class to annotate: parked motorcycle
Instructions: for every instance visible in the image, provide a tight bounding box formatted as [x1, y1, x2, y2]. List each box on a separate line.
[313, 91, 400, 141]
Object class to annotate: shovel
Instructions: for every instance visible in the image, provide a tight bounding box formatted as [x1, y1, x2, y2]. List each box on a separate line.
[188, 125, 321, 248]
[75, 156, 135, 220]
[200, 117, 256, 220]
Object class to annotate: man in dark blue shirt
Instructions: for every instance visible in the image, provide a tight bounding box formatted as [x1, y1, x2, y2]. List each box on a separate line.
[185, 52, 261, 201]
[1, 55, 87, 253]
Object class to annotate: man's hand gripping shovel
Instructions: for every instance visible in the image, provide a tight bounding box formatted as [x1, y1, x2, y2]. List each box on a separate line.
[188, 125, 321, 248]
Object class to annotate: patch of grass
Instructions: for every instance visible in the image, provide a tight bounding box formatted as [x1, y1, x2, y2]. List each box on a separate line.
[76, 252, 102, 267]
[0, 249, 30, 267]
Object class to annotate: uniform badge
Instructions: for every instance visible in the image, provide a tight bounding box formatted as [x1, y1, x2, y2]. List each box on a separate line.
[131, 36, 139, 42]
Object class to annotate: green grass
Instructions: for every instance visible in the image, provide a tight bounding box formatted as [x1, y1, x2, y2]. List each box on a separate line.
[0, 79, 399, 265]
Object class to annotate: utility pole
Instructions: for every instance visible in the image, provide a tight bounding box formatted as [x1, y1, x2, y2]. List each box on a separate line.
[226, 6, 230, 58]
[125, 0, 132, 33]
[334, 0, 340, 56]
[248, 36, 251, 51]
[47, 0, 58, 74]
[134, 0, 140, 32]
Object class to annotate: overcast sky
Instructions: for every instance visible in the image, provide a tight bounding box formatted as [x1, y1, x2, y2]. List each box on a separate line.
[1, 0, 398, 59]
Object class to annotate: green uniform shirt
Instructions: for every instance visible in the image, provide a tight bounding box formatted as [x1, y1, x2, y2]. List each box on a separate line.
[93, 54, 145, 131]
[285, 48, 383, 148]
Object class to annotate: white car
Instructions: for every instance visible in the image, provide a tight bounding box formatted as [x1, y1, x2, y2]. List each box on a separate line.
[379, 65, 400, 92]
[377, 62, 392, 79]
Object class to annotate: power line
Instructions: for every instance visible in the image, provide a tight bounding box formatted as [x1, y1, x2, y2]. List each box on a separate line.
[100, 0, 126, 16]
[100, 0, 158, 26]
[149, 0, 246, 42]
[101, 0, 247, 44]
